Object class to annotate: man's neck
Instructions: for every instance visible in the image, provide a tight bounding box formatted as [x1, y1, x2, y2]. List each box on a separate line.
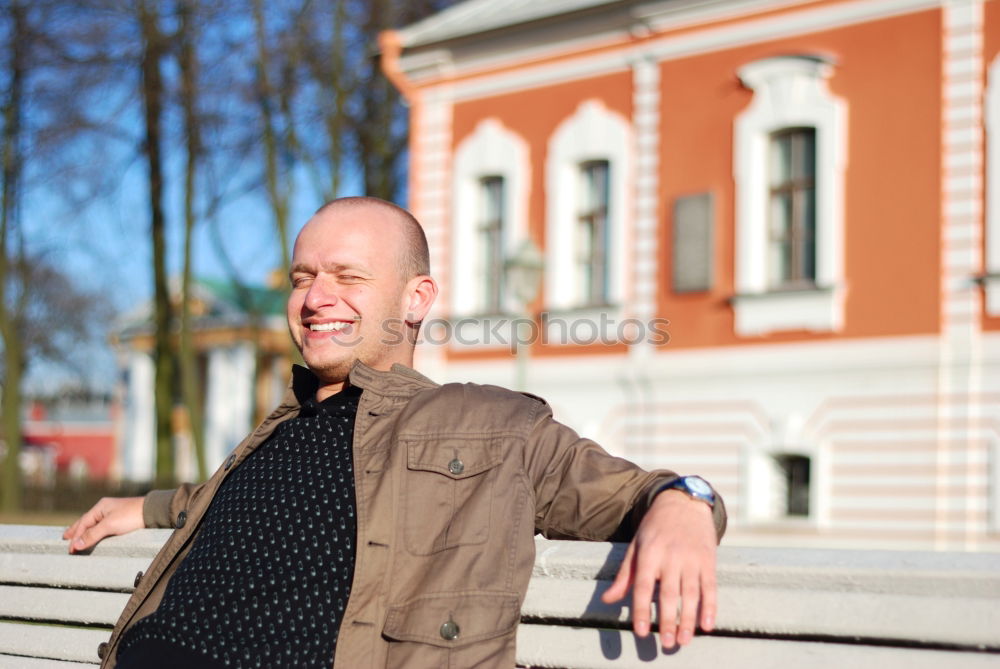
[315, 382, 346, 403]
[312, 353, 416, 402]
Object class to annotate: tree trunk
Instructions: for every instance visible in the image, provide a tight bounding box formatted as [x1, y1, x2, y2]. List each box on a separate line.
[252, 0, 291, 277]
[178, 0, 206, 481]
[356, 0, 405, 202]
[0, 336, 23, 512]
[138, 0, 175, 488]
[0, 0, 28, 512]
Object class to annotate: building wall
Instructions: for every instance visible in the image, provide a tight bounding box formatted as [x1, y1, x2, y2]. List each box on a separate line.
[658, 9, 942, 348]
[394, 0, 1000, 550]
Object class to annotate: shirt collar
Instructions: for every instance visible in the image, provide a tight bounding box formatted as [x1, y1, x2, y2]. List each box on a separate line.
[285, 359, 438, 408]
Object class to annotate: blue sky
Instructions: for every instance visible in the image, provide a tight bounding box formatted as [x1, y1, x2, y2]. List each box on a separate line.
[20, 140, 370, 394]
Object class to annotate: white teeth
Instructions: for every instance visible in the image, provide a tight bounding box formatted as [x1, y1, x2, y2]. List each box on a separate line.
[309, 322, 349, 332]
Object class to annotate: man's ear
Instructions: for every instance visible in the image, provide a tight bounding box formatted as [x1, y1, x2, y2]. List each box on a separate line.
[403, 275, 438, 324]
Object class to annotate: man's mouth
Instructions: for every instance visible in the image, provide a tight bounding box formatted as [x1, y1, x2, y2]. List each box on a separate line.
[308, 318, 359, 332]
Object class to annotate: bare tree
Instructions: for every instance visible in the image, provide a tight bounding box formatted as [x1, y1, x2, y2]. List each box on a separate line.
[1, 0, 464, 500]
[137, 0, 175, 488]
[178, 0, 207, 480]
[252, 0, 297, 277]
[296, 0, 457, 203]
[0, 0, 29, 511]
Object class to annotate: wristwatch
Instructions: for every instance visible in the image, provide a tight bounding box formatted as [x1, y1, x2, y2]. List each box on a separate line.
[655, 475, 716, 509]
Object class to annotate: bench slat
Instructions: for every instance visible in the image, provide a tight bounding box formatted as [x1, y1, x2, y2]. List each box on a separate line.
[0, 526, 171, 559]
[0, 623, 107, 664]
[0, 654, 96, 668]
[0, 554, 152, 592]
[0, 655, 99, 669]
[515, 625, 1000, 669]
[523, 576, 1000, 648]
[0, 585, 127, 626]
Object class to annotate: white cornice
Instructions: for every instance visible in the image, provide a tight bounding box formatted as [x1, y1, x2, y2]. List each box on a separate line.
[398, 0, 618, 49]
[409, 0, 941, 103]
[633, 0, 818, 31]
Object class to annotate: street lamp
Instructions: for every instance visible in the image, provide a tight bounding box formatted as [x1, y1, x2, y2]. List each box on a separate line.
[505, 239, 544, 391]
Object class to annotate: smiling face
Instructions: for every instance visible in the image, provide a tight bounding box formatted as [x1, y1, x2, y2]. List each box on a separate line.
[287, 200, 435, 397]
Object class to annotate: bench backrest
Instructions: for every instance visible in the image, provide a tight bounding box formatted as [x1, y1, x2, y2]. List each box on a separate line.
[1, 525, 998, 667]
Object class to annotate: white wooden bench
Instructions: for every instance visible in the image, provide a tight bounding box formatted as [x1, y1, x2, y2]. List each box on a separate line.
[1, 524, 998, 668]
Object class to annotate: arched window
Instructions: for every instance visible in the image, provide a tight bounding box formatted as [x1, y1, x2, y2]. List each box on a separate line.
[452, 119, 531, 317]
[546, 100, 631, 312]
[733, 55, 847, 335]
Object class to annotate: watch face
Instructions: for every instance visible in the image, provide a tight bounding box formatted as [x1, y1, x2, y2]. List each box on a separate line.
[685, 476, 713, 496]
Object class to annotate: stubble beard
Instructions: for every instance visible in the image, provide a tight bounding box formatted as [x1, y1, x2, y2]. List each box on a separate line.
[296, 322, 394, 384]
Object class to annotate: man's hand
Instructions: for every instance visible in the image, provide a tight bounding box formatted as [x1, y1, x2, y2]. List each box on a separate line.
[601, 489, 717, 649]
[63, 496, 145, 554]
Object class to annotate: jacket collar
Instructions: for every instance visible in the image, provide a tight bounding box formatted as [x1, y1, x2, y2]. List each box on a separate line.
[285, 359, 438, 407]
[348, 360, 439, 397]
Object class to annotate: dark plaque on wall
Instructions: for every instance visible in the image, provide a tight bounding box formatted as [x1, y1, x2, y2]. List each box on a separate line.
[672, 193, 714, 293]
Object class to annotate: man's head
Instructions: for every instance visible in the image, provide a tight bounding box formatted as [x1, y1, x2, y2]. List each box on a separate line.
[287, 197, 437, 396]
[312, 197, 430, 281]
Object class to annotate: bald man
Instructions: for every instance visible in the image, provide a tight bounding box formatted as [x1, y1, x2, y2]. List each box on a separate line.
[66, 197, 726, 669]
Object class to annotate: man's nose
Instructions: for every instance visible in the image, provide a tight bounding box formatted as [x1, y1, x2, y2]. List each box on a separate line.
[303, 276, 339, 311]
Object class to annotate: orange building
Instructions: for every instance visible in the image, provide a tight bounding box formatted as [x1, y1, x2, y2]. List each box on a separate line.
[383, 0, 1000, 549]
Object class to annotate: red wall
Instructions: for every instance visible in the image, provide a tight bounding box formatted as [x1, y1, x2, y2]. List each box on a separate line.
[658, 9, 943, 349]
[25, 424, 115, 480]
[439, 6, 945, 356]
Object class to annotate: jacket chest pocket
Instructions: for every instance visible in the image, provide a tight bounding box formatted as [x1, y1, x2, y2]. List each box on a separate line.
[402, 437, 502, 555]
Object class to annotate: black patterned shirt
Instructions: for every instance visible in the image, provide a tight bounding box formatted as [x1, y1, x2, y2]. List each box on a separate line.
[116, 385, 361, 669]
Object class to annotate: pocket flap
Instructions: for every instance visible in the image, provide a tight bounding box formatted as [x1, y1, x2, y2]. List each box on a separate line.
[383, 592, 519, 648]
[405, 438, 502, 479]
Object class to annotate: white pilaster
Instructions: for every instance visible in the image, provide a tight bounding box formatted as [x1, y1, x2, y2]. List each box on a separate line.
[411, 90, 454, 377]
[122, 352, 155, 483]
[630, 54, 661, 340]
[938, 0, 985, 550]
[204, 344, 257, 471]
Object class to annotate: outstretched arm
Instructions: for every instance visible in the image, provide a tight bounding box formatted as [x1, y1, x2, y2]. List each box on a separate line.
[62, 496, 145, 554]
[62, 482, 204, 553]
[600, 489, 717, 649]
[522, 396, 724, 649]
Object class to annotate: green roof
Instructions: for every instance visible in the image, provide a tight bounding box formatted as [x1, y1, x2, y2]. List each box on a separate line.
[196, 277, 287, 317]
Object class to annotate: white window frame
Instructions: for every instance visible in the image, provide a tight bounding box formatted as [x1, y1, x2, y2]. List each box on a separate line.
[733, 55, 848, 336]
[452, 118, 531, 318]
[744, 444, 828, 528]
[546, 100, 632, 314]
[985, 54, 1000, 314]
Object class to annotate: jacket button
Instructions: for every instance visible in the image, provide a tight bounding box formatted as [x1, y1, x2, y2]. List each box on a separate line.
[175, 510, 187, 529]
[225, 453, 237, 470]
[97, 642, 109, 659]
[439, 619, 460, 641]
[448, 458, 464, 475]
[133, 571, 143, 588]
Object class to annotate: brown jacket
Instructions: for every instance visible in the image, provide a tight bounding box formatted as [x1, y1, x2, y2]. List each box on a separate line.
[100, 361, 726, 668]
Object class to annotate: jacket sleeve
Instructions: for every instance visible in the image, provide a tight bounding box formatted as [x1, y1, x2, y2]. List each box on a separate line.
[142, 482, 208, 528]
[522, 399, 727, 543]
